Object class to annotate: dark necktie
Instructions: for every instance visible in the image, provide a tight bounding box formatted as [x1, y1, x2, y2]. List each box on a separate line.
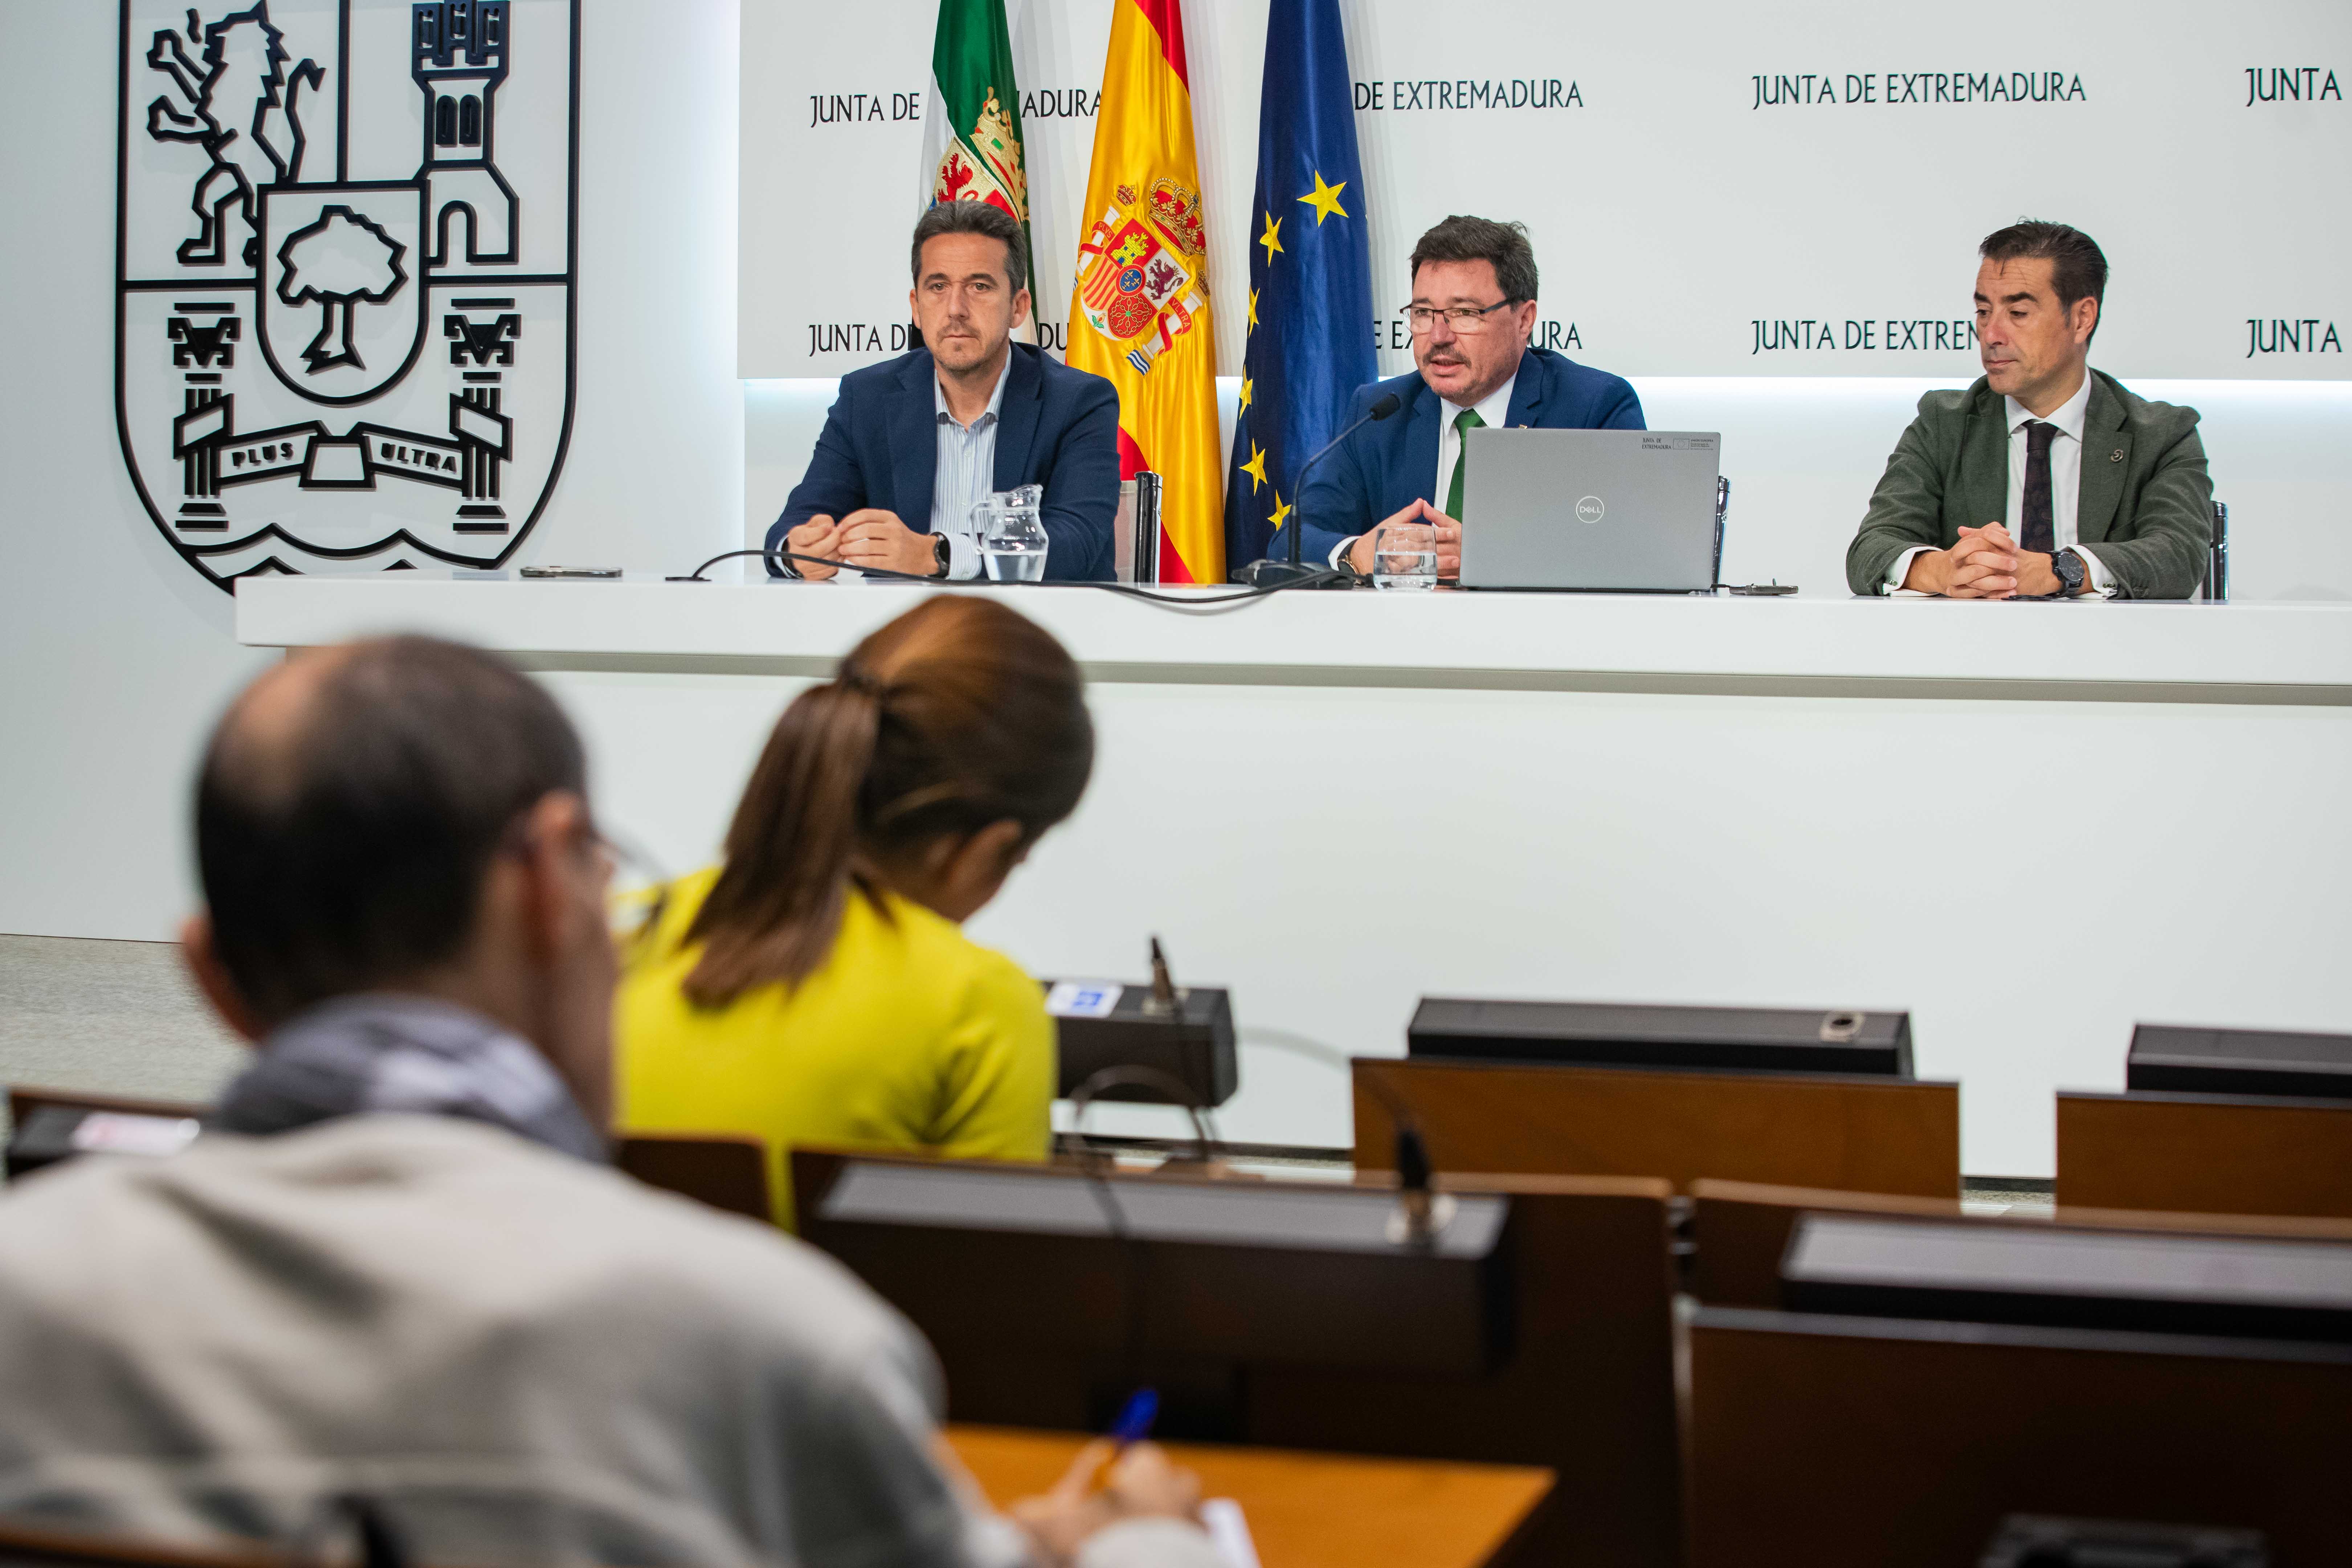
[2019, 420, 2058, 554]
[1446, 408, 1484, 520]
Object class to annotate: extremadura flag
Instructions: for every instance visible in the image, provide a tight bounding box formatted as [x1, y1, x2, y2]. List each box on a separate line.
[920, 0, 1033, 299]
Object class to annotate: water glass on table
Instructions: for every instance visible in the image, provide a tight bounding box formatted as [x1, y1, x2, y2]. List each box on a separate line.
[976, 488, 1050, 583]
[1372, 520, 1438, 590]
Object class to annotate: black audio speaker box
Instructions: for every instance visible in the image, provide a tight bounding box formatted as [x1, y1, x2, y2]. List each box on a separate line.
[1046, 982, 1238, 1106]
[2126, 1024, 2352, 1102]
[1408, 998, 1912, 1077]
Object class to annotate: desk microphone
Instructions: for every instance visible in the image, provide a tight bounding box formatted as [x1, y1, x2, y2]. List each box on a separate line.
[1385, 1106, 1454, 1247]
[1236, 392, 1402, 588]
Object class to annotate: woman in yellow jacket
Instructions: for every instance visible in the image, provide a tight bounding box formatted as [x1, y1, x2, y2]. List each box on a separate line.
[615, 595, 1093, 1226]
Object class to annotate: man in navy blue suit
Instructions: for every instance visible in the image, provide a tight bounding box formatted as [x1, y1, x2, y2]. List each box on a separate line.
[1271, 215, 1644, 576]
[767, 203, 1120, 582]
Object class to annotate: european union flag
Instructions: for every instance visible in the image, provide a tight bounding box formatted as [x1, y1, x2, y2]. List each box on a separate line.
[1223, 0, 1376, 571]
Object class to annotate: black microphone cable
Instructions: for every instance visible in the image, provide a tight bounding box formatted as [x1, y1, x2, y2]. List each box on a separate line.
[665, 547, 1351, 607]
[1065, 1065, 1222, 1414]
[665, 548, 939, 585]
[1240, 1029, 1450, 1247]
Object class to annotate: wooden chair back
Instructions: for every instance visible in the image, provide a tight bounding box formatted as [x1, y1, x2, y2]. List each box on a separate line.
[1354, 1057, 1959, 1197]
[2057, 1089, 2352, 1219]
[613, 1133, 771, 1224]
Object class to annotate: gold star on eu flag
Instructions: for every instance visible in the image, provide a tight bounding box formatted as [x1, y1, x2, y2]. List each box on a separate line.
[1268, 490, 1292, 532]
[1238, 376, 1253, 416]
[1296, 172, 1348, 226]
[1248, 288, 1259, 331]
[1258, 212, 1283, 262]
[1240, 441, 1268, 493]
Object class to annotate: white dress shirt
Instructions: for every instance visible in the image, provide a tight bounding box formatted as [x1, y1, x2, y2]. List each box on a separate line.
[929, 356, 1012, 581]
[1330, 372, 1518, 568]
[1885, 372, 2115, 596]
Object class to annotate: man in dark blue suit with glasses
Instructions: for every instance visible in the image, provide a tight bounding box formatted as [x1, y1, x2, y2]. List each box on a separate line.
[1269, 215, 1643, 577]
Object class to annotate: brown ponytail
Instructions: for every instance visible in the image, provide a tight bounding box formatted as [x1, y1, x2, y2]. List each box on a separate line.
[678, 596, 1093, 1006]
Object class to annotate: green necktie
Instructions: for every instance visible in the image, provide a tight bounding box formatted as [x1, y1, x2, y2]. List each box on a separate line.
[1445, 407, 1485, 520]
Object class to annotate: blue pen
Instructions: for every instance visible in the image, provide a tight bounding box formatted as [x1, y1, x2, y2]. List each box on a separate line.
[1106, 1387, 1159, 1450]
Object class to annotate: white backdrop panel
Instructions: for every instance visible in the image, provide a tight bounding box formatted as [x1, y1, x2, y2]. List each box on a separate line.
[742, 0, 2351, 379]
[544, 664, 2352, 1178]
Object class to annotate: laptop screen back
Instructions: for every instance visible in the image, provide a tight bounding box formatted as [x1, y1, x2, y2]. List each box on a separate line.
[1459, 428, 1722, 591]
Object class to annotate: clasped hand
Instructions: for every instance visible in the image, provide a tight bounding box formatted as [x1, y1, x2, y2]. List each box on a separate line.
[784, 509, 942, 580]
[1903, 523, 2065, 599]
[1346, 498, 1462, 578]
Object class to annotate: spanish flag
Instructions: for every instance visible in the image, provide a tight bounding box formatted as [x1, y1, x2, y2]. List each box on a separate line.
[1065, 0, 1222, 584]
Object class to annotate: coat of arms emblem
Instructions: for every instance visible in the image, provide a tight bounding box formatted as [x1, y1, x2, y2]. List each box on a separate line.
[117, 0, 579, 590]
[1074, 179, 1206, 379]
[931, 87, 1028, 221]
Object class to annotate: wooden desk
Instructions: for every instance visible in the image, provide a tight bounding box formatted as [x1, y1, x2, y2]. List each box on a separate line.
[1686, 1177, 2352, 1307]
[1686, 1306, 2352, 1565]
[1356, 1057, 1959, 1198]
[946, 1425, 1553, 1568]
[4, 1086, 213, 1180]
[0, 1518, 283, 1568]
[2057, 1089, 2352, 1218]
[797, 1150, 1679, 1568]
[5, 1085, 209, 1133]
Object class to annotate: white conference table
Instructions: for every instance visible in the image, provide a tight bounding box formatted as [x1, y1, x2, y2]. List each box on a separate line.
[238, 575, 2352, 1176]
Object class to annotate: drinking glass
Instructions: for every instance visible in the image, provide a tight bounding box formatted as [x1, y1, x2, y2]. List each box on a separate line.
[981, 491, 1049, 582]
[1371, 520, 1438, 590]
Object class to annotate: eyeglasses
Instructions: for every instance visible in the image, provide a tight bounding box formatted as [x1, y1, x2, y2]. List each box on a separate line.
[1399, 299, 1518, 335]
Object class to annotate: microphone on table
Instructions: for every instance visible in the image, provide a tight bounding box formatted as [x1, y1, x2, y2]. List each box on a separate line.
[1235, 392, 1402, 588]
[1364, 1078, 1453, 1248]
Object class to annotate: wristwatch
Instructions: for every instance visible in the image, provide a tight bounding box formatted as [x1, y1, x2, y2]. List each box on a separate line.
[2050, 547, 2086, 597]
[931, 531, 952, 577]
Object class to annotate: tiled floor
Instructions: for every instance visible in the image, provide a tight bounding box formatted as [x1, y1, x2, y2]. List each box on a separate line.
[0, 935, 246, 1139]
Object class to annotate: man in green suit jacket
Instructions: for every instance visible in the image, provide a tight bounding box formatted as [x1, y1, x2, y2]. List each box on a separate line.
[1846, 221, 2213, 600]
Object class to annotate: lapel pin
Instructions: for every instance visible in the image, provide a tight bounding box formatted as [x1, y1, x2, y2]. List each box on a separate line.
[2110, 449, 2125, 462]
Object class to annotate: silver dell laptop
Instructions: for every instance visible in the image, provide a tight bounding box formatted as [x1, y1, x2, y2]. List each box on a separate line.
[1457, 428, 1722, 592]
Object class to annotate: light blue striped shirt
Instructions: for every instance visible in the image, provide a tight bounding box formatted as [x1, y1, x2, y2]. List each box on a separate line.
[930, 359, 1011, 581]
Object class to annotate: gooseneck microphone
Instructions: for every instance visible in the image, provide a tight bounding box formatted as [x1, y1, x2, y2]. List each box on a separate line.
[1236, 392, 1402, 588]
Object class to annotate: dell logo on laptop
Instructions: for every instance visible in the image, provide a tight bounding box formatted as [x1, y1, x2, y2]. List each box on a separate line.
[1574, 495, 1605, 524]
